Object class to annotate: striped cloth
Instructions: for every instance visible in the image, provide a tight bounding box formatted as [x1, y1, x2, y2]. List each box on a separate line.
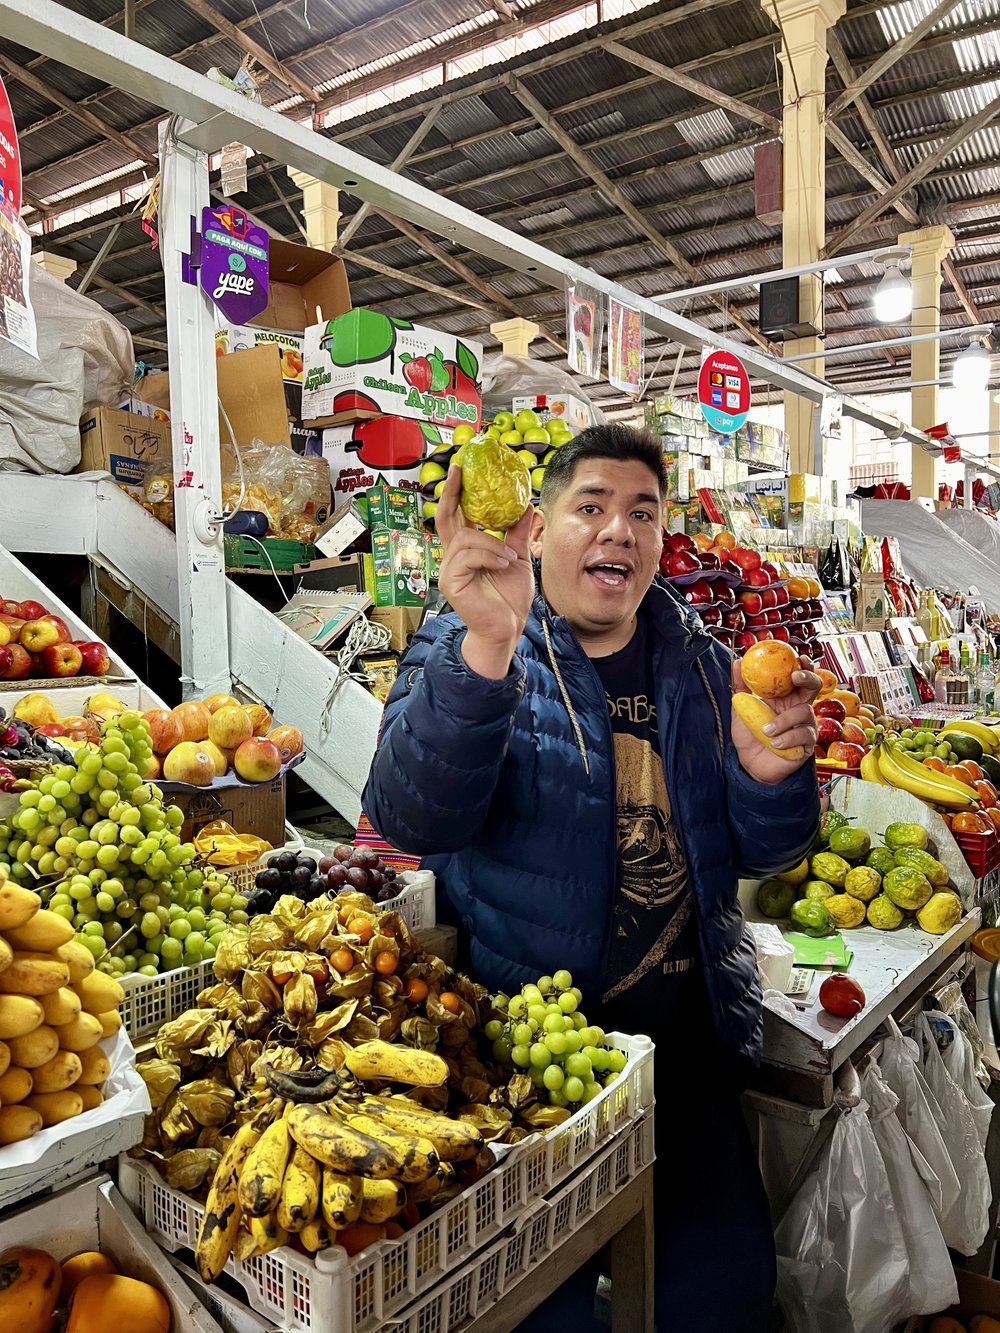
[353, 811, 422, 873]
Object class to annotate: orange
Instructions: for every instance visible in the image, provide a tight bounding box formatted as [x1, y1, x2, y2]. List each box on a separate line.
[923, 756, 947, 772]
[740, 640, 800, 699]
[786, 576, 811, 600]
[975, 779, 998, 808]
[714, 531, 736, 550]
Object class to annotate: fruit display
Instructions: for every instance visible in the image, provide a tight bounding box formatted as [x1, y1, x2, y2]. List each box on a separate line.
[247, 844, 400, 917]
[418, 409, 574, 525]
[1, 703, 76, 777]
[143, 693, 304, 788]
[0, 713, 246, 978]
[0, 1244, 171, 1333]
[922, 1310, 1000, 1332]
[733, 640, 811, 765]
[0, 866, 123, 1142]
[0, 596, 111, 682]
[131, 885, 630, 1276]
[755, 813, 965, 938]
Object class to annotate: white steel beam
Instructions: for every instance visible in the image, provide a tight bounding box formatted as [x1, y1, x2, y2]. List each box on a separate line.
[0, 0, 939, 457]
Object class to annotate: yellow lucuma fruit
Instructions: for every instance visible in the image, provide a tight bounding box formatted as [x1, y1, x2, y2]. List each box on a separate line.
[824, 894, 866, 929]
[916, 891, 962, 935]
[777, 858, 810, 887]
[867, 895, 904, 930]
[458, 436, 532, 532]
[844, 866, 881, 903]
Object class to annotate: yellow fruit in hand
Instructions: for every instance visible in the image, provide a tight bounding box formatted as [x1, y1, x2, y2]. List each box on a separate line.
[458, 437, 532, 533]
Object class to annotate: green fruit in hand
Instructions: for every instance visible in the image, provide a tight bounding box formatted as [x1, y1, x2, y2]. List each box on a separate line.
[803, 880, 836, 903]
[809, 851, 851, 887]
[756, 878, 797, 918]
[892, 847, 949, 887]
[844, 865, 881, 902]
[789, 899, 834, 937]
[867, 894, 904, 930]
[916, 890, 963, 935]
[884, 822, 928, 851]
[828, 827, 871, 861]
[458, 436, 532, 532]
[883, 866, 933, 912]
[817, 810, 849, 846]
[866, 847, 897, 876]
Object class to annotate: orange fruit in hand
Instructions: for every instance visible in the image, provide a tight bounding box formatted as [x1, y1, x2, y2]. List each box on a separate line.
[740, 639, 800, 699]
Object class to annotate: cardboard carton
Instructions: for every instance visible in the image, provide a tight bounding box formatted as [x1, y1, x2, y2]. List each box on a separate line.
[322, 418, 453, 505]
[78, 407, 171, 491]
[369, 605, 423, 652]
[510, 393, 592, 431]
[166, 776, 287, 846]
[137, 345, 292, 448]
[313, 502, 366, 559]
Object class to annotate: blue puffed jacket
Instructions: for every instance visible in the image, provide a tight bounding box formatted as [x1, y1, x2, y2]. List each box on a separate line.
[362, 577, 820, 1065]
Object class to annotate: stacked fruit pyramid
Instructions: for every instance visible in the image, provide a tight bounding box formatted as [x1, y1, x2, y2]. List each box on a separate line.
[0, 864, 124, 1144]
[0, 711, 245, 978]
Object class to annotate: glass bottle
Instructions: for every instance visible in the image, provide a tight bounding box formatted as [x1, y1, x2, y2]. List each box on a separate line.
[916, 590, 934, 642]
[976, 651, 995, 713]
[934, 646, 957, 705]
[960, 642, 973, 694]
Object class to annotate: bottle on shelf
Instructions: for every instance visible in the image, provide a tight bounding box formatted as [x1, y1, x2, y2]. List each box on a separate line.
[960, 642, 974, 697]
[934, 645, 958, 705]
[916, 590, 934, 642]
[976, 650, 995, 713]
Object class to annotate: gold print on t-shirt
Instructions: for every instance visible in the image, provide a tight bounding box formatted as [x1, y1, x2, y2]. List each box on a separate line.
[613, 732, 687, 909]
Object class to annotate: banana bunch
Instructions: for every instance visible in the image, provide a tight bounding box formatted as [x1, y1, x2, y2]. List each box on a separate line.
[873, 742, 979, 810]
[939, 720, 1000, 755]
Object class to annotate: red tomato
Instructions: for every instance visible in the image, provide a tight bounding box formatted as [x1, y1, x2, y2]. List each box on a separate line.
[819, 975, 865, 1018]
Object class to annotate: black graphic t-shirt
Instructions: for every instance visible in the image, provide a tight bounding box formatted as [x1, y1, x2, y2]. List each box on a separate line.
[591, 615, 704, 1020]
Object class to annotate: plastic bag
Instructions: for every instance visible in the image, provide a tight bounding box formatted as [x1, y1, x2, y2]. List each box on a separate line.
[929, 1009, 994, 1151]
[915, 1010, 992, 1255]
[861, 1059, 957, 1316]
[479, 352, 603, 428]
[774, 1097, 910, 1333]
[193, 819, 272, 867]
[221, 441, 330, 542]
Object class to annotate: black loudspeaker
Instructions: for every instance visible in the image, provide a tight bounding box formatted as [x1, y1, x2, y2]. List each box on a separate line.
[759, 275, 824, 340]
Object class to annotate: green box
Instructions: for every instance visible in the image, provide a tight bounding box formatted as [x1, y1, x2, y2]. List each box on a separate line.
[427, 532, 444, 583]
[365, 485, 419, 531]
[224, 535, 315, 573]
[371, 526, 429, 606]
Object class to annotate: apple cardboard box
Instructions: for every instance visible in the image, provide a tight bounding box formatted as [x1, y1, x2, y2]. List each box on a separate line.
[165, 775, 286, 847]
[321, 418, 453, 507]
[303, 311, 482, 429]
[77, 407, 171, 491]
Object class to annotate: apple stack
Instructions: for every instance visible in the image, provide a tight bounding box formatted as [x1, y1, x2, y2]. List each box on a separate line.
[142, 693, 304, 787]
[0, 598, 111, 683]
[735, 571, 825, 664]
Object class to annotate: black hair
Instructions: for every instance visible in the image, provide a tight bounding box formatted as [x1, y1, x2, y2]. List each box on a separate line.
[538, 423, 667, 506]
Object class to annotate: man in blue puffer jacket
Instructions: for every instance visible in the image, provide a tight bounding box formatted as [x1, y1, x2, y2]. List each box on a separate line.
[364, 424, 820, 1331]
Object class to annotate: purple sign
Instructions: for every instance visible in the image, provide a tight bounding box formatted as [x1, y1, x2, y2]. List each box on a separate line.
[199, 205, 269, 324]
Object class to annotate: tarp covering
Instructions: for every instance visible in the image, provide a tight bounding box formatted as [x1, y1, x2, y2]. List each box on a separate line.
[861, 500, 1000, 613]
[937, 507, 1000, 571]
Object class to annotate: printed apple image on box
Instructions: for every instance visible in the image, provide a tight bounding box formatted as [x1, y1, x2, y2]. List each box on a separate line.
[322, 417, 453, 508]
[303, 309, 482, 430]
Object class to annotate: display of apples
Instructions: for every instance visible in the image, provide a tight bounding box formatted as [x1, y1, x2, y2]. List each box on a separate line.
[144, 695, 304, 787]
[0, 593, 113, 681]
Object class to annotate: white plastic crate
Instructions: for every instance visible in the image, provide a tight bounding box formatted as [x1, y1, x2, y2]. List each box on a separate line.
[119, 1031, 653, 1333]
[120, 959, 216, 1042]
[382, 1114, 654, 1333]
[168, 1257, 278, 1333]
[0, 1174, 223, 1333]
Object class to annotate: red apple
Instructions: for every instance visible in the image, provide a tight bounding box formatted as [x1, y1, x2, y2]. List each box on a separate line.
[0, 645, 11, 676]
[76, 641, 111, 676]
[698, 551, 721, 571]
[711, 581, 735, 606]
[761, 588, 779, 609]
[719, 559, 742, 580]
[35, 722, 67, 737]
[816, 717, 844, 746]
[814, 744, 827, 759]
[710, 628, 736, 649]
[722, 607, 746, 631]
[735, 631, 758, 653]
[0, 599, 20, 616]
[760, 562, 779, 581]
[143, 708, 184, 756]
[37, 614, 71, 643]
[765, 608, 781, 625]
[814, 698, 847, 723]
[19, 620, 60, 653]
[754, 630, 774, 641]
[841, 721, 867, 747]
[664, 551, 701, 577]
[738, 590, 763, 615]
[744, 569, 771, 588]
[807, 600, 823, 618]
[827, 741, 865, 766]
[0, 615, 25, 638]
[730, 547, 761, 573]
[38, 642, 82, 677]
[800, 621, 818, 641]
[233, 736, 282, 783]
[665, 532, 696, 553]
[773, 586, 790, 607]
[745, 614, 768, 628]
[1, 644, 32, 680]
[15, 600, 47, 622]
[772, 626, 791, 642]
[684, 579, 714, 606]
[701, 606, 723, 627]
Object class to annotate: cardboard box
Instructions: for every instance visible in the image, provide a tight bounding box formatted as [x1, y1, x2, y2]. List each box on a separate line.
[78, 407, 171, 491]
[313, 502, 366, 558]
[249, 237, 350, 334]
[366, 484, 419, 531]
[322, 418, 452, 506]
[166, 776, 286, 846]
[138, 345, 292, 448]
[369, 605, 423, 652]
[371, 526, 429, 606]
[299, 554, 366, 594]
[510, 392, 591, 432]
[303, 311, 482, 429]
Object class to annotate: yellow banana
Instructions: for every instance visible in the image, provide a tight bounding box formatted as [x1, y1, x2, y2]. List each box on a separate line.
[195, 1115, 265, 1281]
[238, 1117, 293, 1217]
[876, 743, 979, 809]
[247, 1212, 288, 1255]
[860, 750, 888, 786]
[322, 1168, 363, 1230]
[360, 1177, 406, 1225]
[276, 1143, 321, 1233]
[941, 720, 1000, 753]
[732, 693, 810, 763]
[407, 1162, 454, 1203]
[356, 1096, 485, 1163]
[299, 1217, 335, 1253]
[344, 1040, 449, 1088]
[287, 1105, 402, 1180]
[233, 1228, 261, 1263]
[334, 1108, 439, 1184]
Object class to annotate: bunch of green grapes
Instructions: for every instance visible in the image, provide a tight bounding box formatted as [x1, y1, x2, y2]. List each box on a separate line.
[0, 712, 246, 977]
[483, 970, 627, 1109]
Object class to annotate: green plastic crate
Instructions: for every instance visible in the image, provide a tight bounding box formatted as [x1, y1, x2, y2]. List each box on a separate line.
[224, 535, 315, 573]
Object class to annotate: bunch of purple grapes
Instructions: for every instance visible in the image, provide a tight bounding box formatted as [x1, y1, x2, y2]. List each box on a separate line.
[320, 844, 400, 901]
[245, 844, 401, 919]
[247, 849, 323, 917]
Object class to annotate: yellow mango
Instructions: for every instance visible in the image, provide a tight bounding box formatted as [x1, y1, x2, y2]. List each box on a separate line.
[24, 1090, 83, 1127]
[4, 909, 75, 953]
[0, 1040, 9, 1080]
[76, 1046, 111, 1086]
[0, 952, 70, 997]
[41, 987, 82, 1028]
[732, 693, 810, 763]
[0, 881, 40, 931]
[98, 1010, 122, 1038]
[0, 1067, 33, 1104]
[72, 971, 123, 1015]
[56, 940, 95, 985]
[30, 1050, 82, 1094]
[56, 1012, 103, 1053]
[0, 995, 44, 1040]
[7, 1026, 59, 1069]
[72, 1082, 103, 1112]
[0, 1104, 42, 1144]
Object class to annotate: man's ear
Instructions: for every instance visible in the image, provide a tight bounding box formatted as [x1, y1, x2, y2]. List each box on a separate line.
[529, 504, 545, 559]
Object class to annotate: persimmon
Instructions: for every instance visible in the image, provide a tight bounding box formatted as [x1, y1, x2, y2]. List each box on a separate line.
[975, 779, 998, 808]
[923, 756, 947, 772]
[957, 760, 984, 783]
[951, 812, 984, 833]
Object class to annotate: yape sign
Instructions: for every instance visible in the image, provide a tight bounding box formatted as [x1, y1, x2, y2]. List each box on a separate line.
[200, 205, 269, 324]
[0, 73, 21, 217]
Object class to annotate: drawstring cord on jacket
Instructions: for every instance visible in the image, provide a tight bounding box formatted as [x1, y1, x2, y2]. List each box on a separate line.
[695, 657, 726, 756]
[541, 617, 591, 775]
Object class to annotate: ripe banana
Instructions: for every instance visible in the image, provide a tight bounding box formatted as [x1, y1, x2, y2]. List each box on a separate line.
[287, 1105, 403, 1180]
[322, 1168, 363, 1230]
[344, 1040, 449, 1088]
[335, 1109, 439, 1184]
[876, 743, 979, 809]
[360, 1177, 406, 1225]
[356, 1096, 485, 1163]
[299, 1217, 335, 1253]
[407, 1162, 454, 1204]
[276, 1143, 321, 1233]
[247, 1212, 288, 1255]
[860, 750, 888, 786]
[238, 1117, 293, 1217]
[195, 1116, 265, 1281]
[940, 720, 1000, 753]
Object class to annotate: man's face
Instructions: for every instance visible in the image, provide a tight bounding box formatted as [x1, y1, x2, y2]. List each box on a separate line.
[529, 457, 663, 641]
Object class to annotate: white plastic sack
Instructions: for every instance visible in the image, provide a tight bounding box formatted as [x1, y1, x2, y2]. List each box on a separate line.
[878, 1022, 960, 1220]
[861, 1059, 957, 1316]
[479, 352, 604, 425]
[932, 1010, 995, 1151]
[775, 1099, 910, 1333]
[916, 1011, 992, 1255]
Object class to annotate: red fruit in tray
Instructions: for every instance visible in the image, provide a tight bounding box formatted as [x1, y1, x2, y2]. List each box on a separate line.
[819, 975, 866, 1018]
[772, 626, 791, 643]
[664, 550, 701, 577]
[719, 559, 742, 579]
[761, 588, 779, 610]
[816, 717, 843, 746]
[760, 562, 779, 581]
[664, 532, 697, 553]
[729, 547, 761, 573]
[754, 629, 774, 641]
[15, 600, 47, 622]
[684, 578, 714, 606]
[814, 698, 847, 722]
[841, 721, 868, 747]
[827, 741, 865, 766]
[734, 630, 758, 653]
[807, 599, 823, 618]
[77, 642, 111, 676]
[38, 643, 83, 677]
[738, 590, 763, 615]
[743, 568, 771, 588]
[36, 614, 71, 643]
[0, 645, 11, 677]
[773, 586, 790, 607]
[764, 608, 781, 625]
[722, 607, 746, 631]
[701, 606, 723, 627]
[698, 551, 721, 571]
[814, 744, 827, 760]
[744, 614, 767, 628]
[711, 581, 735, 607]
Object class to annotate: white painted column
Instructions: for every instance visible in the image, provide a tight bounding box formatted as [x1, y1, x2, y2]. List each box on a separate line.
[287, 169, 341, 251]
[490, 317, 539, 359]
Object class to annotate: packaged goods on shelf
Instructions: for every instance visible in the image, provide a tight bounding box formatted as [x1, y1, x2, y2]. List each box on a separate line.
[365, 485, 420, 532]
[78, 406, 171, 491]
[303, 312, 482, 430]
[221, 442, 330, 545]
[370, 527, 430, 607]
[321, 420, 453, 507]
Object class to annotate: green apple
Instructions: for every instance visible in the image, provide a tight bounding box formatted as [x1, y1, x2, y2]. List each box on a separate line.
[531, 466, 546, 491]
[499, 429, 524, 447]
[516, 449, 537, 469]
[546, 421, 573, 440]
[433, 478, 448, 499]
[451, 423, 476, 447]
[514, 409, 541, 434]
[494, 411, 515, 432]
[523, 427, 550, 444]
[542, 448, 557, 464]
[485, 426, 503, 441]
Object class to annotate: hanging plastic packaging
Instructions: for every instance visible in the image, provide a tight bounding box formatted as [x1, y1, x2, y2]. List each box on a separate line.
[564, 278, 603, 379]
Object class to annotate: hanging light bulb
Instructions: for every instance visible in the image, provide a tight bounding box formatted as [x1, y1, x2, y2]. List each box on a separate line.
[952, 339, 991, 392]
[872, 252, 912, 323]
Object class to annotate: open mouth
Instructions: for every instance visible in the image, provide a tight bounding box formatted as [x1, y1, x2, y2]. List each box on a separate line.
[586, 561, 632, 590]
